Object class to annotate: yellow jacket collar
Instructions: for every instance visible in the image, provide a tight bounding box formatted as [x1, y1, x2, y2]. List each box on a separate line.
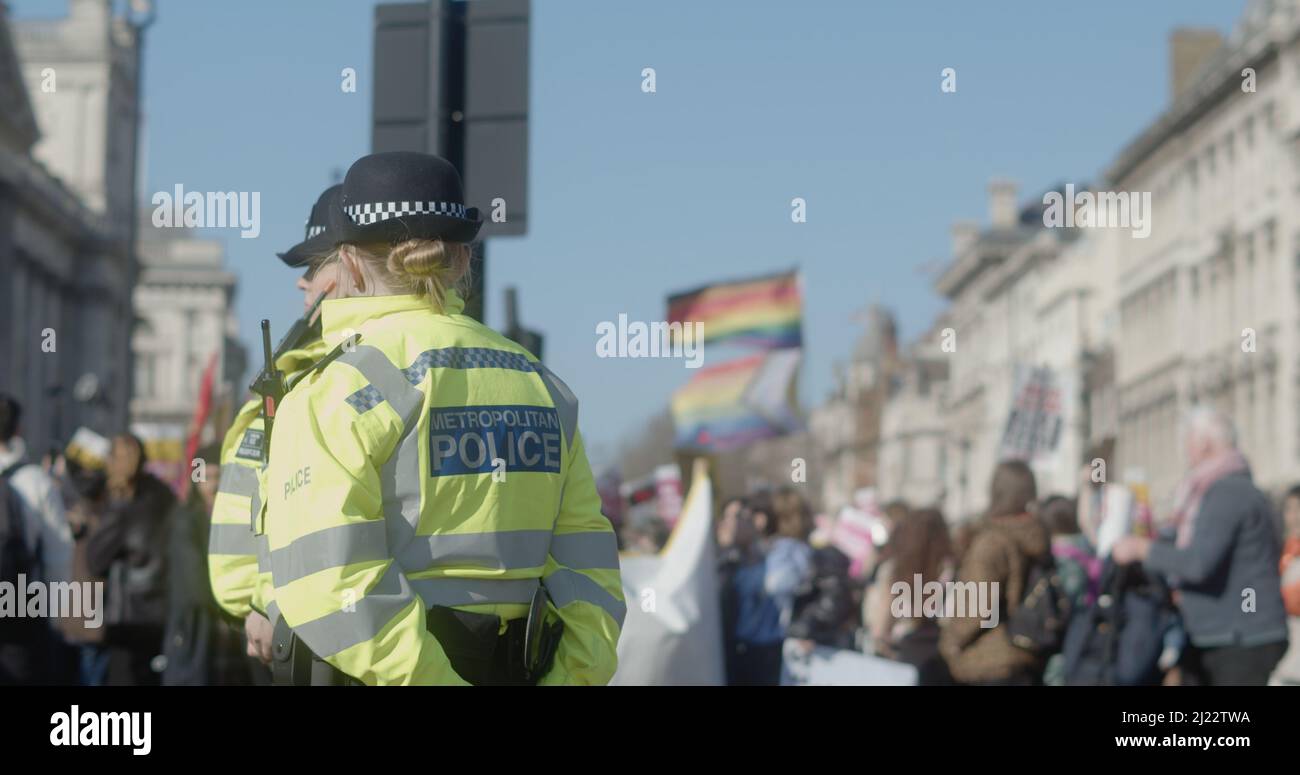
[321, 290, 464, 345]
[276, 336, 330, 376]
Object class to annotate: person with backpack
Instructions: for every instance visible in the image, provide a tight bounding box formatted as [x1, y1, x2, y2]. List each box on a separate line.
[787, 537, 858, 651]
[1060, 556, 1181, 686]
[1040, 495, 1099, 685]
[0, 394, 73, 685]
[939, 460, 1056, 686]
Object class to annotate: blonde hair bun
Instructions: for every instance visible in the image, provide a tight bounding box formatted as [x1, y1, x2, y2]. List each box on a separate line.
[380, 239, 471, 310]
[388, 239, 448, 278]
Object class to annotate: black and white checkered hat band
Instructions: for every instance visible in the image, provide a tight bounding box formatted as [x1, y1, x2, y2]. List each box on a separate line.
[345, 201, 468, 226]
[305, 224, 326, 238]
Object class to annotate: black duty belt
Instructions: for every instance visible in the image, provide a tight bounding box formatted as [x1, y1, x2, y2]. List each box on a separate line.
[271, 591, 563, 687]
[424, 606, 563, 686]
[270, 615, 359, 687]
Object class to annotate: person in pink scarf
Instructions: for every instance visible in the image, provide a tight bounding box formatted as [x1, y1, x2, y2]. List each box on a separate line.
[1112, 407, 1288, 685]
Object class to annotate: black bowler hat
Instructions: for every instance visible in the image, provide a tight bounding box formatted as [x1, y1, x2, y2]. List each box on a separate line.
[278, 184, 344, 268]
[329, 151, 482, 245]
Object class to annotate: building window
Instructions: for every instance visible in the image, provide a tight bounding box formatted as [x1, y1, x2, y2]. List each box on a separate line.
[135, 354, 155, 399]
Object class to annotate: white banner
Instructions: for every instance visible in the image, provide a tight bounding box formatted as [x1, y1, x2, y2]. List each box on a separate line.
[780, 642, 918, 686]
[610, 462, 725, 686]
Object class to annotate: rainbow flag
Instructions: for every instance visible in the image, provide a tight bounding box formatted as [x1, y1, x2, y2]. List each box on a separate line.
[666, 270, 801, 350]
[672, 349, 802, 452]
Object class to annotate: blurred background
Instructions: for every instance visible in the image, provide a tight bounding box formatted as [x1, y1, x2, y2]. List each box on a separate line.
[4, 0, 1300, 687]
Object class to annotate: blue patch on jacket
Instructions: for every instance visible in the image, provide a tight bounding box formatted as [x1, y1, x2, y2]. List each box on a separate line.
[428, 404, 562, 477]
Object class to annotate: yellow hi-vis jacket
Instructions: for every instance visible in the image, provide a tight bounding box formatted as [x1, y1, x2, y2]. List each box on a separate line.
[208, 339, 329, 620]
[259, 291, 624, 685]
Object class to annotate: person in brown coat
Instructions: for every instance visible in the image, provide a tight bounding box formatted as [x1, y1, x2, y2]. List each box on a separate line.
[939, 460, 1051, 685]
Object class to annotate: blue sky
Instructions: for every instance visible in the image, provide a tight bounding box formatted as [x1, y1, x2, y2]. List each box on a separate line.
[13, 0, 1247, 463]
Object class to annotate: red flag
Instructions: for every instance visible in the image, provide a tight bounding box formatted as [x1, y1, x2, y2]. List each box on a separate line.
[178, 352, 219, 500]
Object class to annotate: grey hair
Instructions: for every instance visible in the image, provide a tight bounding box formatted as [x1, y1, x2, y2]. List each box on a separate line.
[1184, 405, 1237, 448]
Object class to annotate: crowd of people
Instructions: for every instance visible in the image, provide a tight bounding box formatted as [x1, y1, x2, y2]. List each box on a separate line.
[0, 393, 259, 686]
[715, 407, 1300, 686]
[6, 385, 1300, 687]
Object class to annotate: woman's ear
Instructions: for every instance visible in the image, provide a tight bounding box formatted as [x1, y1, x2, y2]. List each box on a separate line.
[340, 245, 367, 294]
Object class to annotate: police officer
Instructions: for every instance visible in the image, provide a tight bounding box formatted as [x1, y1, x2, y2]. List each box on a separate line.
[259, 152, 624, 685]
[207, 184, 341, 673]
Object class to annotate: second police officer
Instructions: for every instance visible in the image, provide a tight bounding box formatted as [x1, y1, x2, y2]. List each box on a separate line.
[207, 185, 342, 675]
[257, 152, 624, 685]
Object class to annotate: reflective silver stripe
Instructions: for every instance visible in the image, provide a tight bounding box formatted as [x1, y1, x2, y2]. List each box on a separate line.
[217, 463, 258, 498]
[208, 523, 257, 556]
[550, 531, 620, 570]
[266, 600, 282, 628]
[382, 413, 423, 552]
[544, 568, 626, 626]
[270, 521, 391, 586]
[256, 534, 271, 574]
[399, 529, 551, 573]
[290, 563, 417, 657]
[287, 576, 543, 657]
[248, 486, 262, 532]
[338, 344, 425, 552]
[408, 576, 541, 608]
[338, 345, 425, 421]
[535, 363, 578, 451]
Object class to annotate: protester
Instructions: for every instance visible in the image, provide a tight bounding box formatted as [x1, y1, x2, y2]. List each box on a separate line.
[1043, 496, 1099, 611]
[60, 457, 110, 685]
[719, 493, 795, 685]
[881, 499, 909, 536]
[85, 434, 175, 686]
[163, 444, 254, 685]
[766, 488, 815, 632]
[716, 496, 746, 658]
[939, 460, 1052, 685]
[0, 393, 74, 684]
[1270, 485, 1300, 685]
[950, 520, 977, 568]
[1112, 408, 1288, 686]
[716, 496, 767, 684]
[38, 451, 82, 683]
[621, 515, 670, 555]
[1040, 495, 1098, 685]
[716, 496, 746, 555]
[785, 490, 857, 651]
[866, 507, 954, 685]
